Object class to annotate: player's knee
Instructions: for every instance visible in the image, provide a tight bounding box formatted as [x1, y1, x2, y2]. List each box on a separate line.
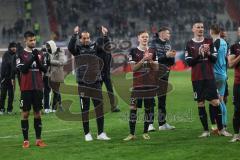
[34, 111, 41, 118]
[197, 101, 205, 107]
[219, 96, 224, 102]
[210, 99, 220, 106]
[22, 111, 29, 119]
[130, 105, 137, 110]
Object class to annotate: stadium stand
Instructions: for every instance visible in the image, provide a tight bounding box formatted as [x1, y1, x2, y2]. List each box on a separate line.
[47, 0, 239, 50]
[0, 0, 239, 50]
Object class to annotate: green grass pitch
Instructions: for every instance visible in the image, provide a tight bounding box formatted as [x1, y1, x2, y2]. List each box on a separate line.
[0, 70, 239, 160]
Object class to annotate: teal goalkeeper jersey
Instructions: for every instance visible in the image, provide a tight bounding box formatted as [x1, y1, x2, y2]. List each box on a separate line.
[214, 38, 228, 78]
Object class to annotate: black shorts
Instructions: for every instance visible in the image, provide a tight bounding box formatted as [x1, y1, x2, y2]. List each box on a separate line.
[130, 97, 155, 109]
[78, 81, 103, 100]
[233, 84, 240, 110]
[192, 80, 218, 102]
[130, 87, 155, 108]
[20, 90, 43, 112]
[131, 86, 157, 99]
[135, 98, 155, 109]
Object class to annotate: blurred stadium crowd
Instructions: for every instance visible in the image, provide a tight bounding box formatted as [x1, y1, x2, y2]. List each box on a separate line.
[0, 0, 240, 50]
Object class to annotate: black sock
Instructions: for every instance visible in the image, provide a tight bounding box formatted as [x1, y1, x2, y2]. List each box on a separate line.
[149, 105, 154, 124]
[82, 121, 89, 135]
[158, 108, 167, 126]
[209, 104, 216, 125]
[198, 107, 209, 131]
[21, 120, 29, 141]
[97, 116, 104, 135]
[81, 104, 90, 135]
[34, 118, 42, 139]
[129, 110, 137, 135]
[212, 105, 223, 130]
[233, 111, 240, 134]
[144, 108, 151, 133]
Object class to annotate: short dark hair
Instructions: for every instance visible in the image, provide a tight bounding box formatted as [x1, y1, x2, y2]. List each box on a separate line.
[158, 26, 170, 33]
[8, 42, 17, 48]
[80, 31, 90, 38]
[81, 31, 89, 34]
[210, 24, 221, 34]
[24, 31, 35, 38]
[193, 20, 203, 25]
[137, 30, 148, 36]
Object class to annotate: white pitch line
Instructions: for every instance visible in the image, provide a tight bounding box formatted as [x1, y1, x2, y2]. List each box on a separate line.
[0, 128, 73, 139]
[0, 135, 18, 139]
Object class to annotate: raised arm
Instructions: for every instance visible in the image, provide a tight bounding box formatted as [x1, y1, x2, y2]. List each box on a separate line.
[96, 26, 110, 52]
[68, 26, 80, 56]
